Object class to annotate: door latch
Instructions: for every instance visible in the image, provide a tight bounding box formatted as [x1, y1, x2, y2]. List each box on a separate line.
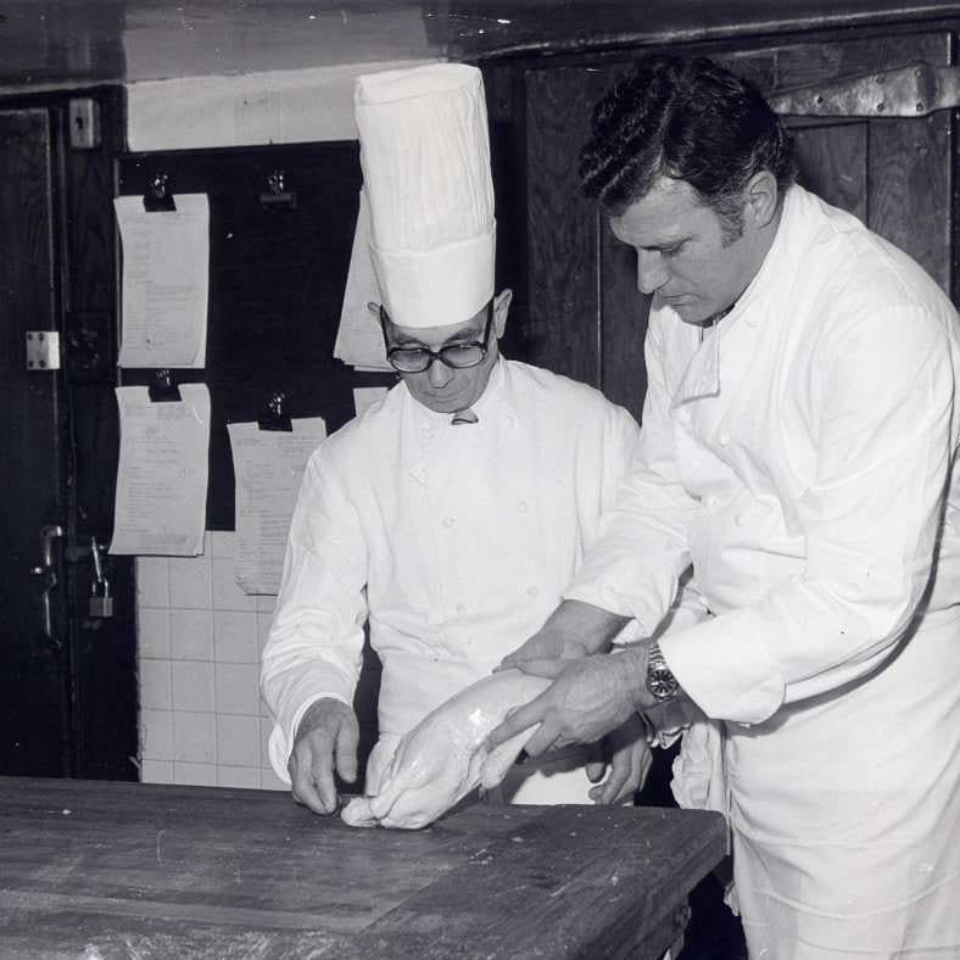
[30, 524, 64, 648]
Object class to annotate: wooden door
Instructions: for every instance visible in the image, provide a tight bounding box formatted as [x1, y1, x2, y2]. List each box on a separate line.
[0, 107, 71, 775]
[0, 94, 137, 779]
[520, 28, 955, 423]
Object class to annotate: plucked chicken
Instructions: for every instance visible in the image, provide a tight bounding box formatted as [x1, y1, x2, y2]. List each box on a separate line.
[341, 669, 549, 829]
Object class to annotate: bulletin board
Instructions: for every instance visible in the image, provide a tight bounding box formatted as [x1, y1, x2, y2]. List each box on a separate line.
[116, 142, 396, 532]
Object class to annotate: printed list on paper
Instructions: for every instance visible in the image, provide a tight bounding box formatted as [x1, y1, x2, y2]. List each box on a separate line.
[114, 193, 210, 368]
[227, 418, 327, 595]
[109, 384, 211, 556]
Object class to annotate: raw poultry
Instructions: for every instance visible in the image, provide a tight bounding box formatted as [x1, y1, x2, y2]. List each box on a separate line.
[342, 669, 549, 829]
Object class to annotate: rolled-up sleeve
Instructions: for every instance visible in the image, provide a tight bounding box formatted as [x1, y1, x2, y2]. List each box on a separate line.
[260, 445, 369, 778]
[664, 305, 956, 723]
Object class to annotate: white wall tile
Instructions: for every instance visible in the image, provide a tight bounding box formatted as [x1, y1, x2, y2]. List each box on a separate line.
[141, 759, 175, 784]
[139, 660, 172, 710]
[173, 712, 217, 763]
[172, 660, 216, 712]
[256, 594, 278, 614]
[137, 530, 286, 793]
[140, 708, 174, 760]
[257, 612, 274, 656]
[214, 610, 259, 663]
[212, 558, 258, 611]
[215, 662, 260, 715]
[210, 530, 236, 559]
[136, 557, 170, 608]
[259, 717, 277, 768]
[173, 761, 217, 787]
[218, 766, 261, 789]
[217, 714, 260, 767]
[168, 556, 213, 609]
[138, 608, 171, 659]
[260, 767, 289, 792]
[170, 608, 214, 661]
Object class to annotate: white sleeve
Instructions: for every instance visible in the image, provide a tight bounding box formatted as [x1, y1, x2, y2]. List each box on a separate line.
[662, 304, 957, 724]
[260, 444, 369, 778]
[567, 313, 699, 632]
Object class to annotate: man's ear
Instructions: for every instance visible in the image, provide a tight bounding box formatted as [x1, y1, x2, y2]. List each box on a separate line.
[743, 171, 779, 230]
[493, 289, 513, 340]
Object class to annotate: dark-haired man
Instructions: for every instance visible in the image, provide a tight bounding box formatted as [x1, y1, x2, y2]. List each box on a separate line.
[491, 55, 960, 958]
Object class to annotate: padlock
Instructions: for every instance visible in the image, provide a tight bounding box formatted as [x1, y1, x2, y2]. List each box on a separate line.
[88, 536, 114, 618]
[89, 580, 114, 619]
[90, 580, 113, 620]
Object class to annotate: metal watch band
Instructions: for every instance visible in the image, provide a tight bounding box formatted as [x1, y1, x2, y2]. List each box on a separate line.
[646, 638, 680, 703]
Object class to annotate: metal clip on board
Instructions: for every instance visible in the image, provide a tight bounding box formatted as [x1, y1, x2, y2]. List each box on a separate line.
[258, 391, 293, 431]
[148, 369, 182, 402]
[143, 172, 176, 212]
[259, 169, 297, 211]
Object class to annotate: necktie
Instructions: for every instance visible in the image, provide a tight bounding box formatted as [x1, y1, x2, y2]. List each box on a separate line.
[451, 408, 479, 425]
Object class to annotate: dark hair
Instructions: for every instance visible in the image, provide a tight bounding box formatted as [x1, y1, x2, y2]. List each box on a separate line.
[579, 55, 797, 235]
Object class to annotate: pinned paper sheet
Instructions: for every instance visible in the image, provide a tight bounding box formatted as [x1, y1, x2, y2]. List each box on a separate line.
[352, 386, 389, 417]
[109, 384, 211, 556]
[227, 418, 327, 595]
[333, 190, 392, 371]
[114, 194, 210, 368]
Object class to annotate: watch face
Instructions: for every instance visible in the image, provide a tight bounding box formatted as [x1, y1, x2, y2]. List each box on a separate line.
[646, 641, 678, 702]
[648, 671, 678, 701]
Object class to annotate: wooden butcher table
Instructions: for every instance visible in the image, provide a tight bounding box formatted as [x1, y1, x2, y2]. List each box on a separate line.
[0, 776, 727, 959]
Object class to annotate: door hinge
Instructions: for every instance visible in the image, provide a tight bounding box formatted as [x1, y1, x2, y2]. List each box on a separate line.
[25, 330, 61, 371]
[769, 62, 960, 118]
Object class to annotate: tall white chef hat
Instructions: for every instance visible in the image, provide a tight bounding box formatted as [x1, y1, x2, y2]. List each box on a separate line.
[355, 62, 496, 329]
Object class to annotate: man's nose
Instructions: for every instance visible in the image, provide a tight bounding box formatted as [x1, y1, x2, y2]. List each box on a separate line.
[428, 356, 454, 387]
[636, 249, 669, 295]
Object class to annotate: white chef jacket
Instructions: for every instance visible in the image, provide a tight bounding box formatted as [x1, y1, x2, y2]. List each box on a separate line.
[262, 358, 641, 802]
[567, 185, 960, 958]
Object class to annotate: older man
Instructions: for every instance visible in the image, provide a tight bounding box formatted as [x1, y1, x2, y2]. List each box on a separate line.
[261, 63, 649, 817]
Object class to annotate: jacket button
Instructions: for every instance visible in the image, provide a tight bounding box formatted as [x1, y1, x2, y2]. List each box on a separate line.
[527, 585, 539, 597]
[442, 517, 455, 528]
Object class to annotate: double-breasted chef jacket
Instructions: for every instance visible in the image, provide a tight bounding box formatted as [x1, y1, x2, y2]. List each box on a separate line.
[568, 184, 960, 958]
[262, 358, 641, 801]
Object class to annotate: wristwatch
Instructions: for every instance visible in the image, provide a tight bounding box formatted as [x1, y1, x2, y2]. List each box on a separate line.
[645, 639, 680, 703]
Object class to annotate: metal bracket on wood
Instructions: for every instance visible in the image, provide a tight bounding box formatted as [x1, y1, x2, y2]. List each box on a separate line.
[769, 63, 960, 118]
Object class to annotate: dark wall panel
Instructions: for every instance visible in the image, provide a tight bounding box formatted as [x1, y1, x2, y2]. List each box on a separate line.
[117, 143, 395, 531]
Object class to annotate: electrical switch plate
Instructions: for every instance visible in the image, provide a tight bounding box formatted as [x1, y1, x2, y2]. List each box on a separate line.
[25, 331, 61, 371]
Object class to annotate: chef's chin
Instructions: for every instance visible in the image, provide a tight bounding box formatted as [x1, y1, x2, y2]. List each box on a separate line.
[656, 301, 700, 325]
[664, 302, 724, 327]
[412, 392, 467, 415]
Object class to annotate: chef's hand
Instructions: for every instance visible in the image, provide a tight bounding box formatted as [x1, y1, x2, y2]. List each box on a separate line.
[496, 600, 629, 672]
[288, 697, 359, 816]
[489, 651, 646, 758]
[585, 714, 653, 805]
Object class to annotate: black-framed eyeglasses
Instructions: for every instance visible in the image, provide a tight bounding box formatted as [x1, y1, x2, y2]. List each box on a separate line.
[379, 301, 494, 374]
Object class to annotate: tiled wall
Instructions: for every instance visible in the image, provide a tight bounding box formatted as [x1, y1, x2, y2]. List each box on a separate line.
[136, 530, 288, 791]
